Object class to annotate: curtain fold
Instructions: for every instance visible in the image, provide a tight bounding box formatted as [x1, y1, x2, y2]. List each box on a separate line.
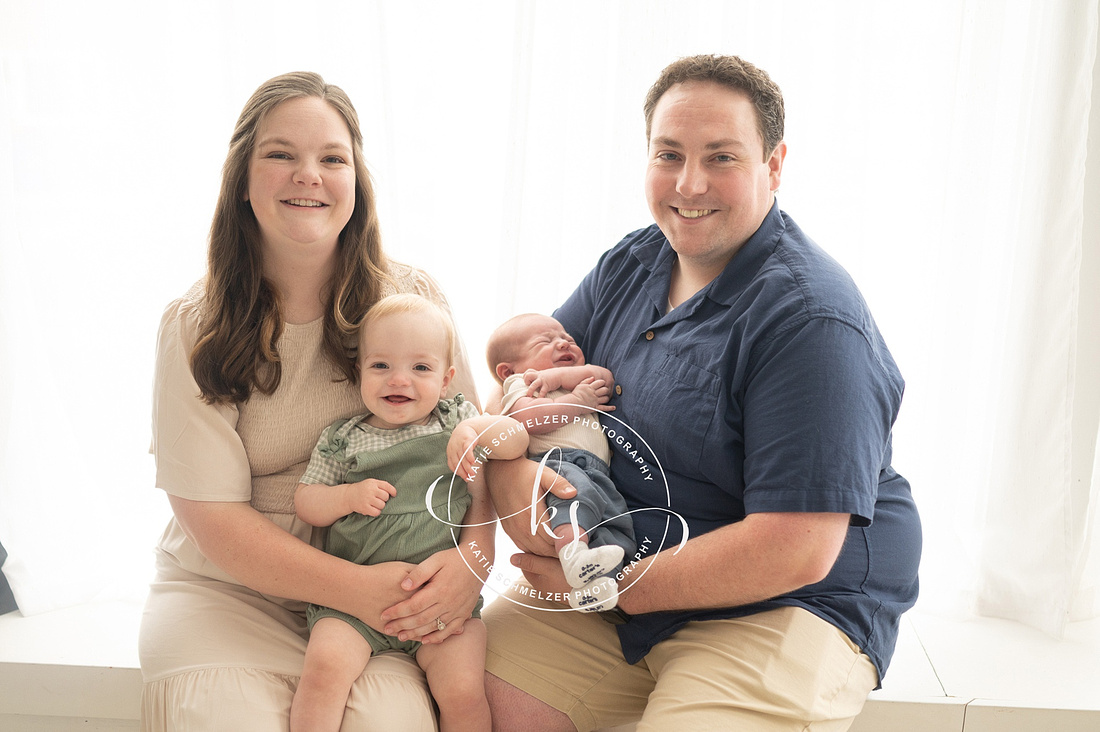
[0, 46, 163, 615]
[1, 1, 1098, 633]
[969, 0, 1099, 635]
[1068, 9, 1100, 623]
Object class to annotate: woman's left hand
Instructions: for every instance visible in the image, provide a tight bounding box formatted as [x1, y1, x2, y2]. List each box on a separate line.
[380, 546, 481, 643]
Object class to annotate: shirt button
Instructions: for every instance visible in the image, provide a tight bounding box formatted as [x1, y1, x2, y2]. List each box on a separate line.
[645, 330, 655, 341]
[615, 385, 622, 396]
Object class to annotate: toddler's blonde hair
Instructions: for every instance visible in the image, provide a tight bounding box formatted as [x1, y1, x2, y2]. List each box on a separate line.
[359, 293, 456, 368]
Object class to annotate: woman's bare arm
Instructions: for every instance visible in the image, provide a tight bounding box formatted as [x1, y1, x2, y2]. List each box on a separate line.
[168, 495, 414, 630]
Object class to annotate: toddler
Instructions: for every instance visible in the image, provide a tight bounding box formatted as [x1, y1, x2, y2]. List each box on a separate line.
[291, 294, 526, 732]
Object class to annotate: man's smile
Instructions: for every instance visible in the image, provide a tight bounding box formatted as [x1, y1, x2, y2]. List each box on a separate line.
[675, 207, 715, 219]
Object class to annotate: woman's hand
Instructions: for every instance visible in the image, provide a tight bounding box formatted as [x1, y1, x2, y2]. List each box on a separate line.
[379, 546, 482, 644]
[345, 561, 419, 632]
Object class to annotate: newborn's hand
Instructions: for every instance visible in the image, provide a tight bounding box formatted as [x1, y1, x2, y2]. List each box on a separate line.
[345, 479, 397, 517]
[573, 377, 614, 411]
[523, 369, 560, 398]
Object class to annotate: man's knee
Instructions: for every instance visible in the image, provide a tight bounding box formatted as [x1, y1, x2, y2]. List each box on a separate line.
[486, 671, 576, 732]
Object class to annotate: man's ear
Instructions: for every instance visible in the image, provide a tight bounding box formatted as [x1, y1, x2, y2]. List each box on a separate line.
[495, 362, 515, 382]
[767, 141, 787, 192]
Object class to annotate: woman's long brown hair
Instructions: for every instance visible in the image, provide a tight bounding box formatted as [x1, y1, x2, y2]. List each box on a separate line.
[190, 72, 390, 405]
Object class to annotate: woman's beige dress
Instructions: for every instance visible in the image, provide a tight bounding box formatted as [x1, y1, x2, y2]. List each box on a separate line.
[139, 265, 479, 732]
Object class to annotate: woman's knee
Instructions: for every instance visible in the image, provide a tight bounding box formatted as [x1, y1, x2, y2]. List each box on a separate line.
[343, 653, 436, 731]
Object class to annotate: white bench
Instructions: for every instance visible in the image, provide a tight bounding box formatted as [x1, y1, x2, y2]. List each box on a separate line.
[2, 600, 1099, 732]
[0, 600, 142, 731]
[851, 609, 1100, 732]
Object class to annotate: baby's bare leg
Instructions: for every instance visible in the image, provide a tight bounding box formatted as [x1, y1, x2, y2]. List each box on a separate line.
[291, 617, 374, 732]
[553, 522, 582, 554]
[416, 619, 491, 732]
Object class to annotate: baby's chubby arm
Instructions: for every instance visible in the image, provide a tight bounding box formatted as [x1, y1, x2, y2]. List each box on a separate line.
[523, 364, 614, 397]
[295, 478, 398, 527]
[447, 413, 531, 481]
[506, 365, 615, 435]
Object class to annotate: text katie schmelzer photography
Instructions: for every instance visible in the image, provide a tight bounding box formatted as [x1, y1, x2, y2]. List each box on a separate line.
[478, 412, 658, 482]
[425, 407, 690, 612]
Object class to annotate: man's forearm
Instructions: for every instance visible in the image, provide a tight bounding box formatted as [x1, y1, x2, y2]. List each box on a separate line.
[617, 511, 850, 614]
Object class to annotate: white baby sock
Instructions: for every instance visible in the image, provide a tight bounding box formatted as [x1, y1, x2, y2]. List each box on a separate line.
[559, 541, 625, 589]
[567, 575, 621, 613]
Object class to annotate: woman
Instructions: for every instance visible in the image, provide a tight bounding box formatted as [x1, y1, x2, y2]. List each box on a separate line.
[139, 72, 487, 731]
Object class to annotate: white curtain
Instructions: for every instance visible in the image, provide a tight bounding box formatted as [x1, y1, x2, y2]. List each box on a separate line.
[1, 0, 1097, 636]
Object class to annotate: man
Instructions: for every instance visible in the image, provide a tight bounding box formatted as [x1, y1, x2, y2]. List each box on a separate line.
[483, 54, 921, 731]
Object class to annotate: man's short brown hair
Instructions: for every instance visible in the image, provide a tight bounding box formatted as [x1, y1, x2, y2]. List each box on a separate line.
[644, 54, 785, 159]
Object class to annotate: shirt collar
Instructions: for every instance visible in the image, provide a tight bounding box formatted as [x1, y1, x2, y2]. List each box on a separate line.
[708, 199, 785, 305]
[632, 199, 786, 308]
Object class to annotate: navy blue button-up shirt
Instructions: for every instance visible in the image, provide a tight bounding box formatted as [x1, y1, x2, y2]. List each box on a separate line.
[555, 201, 921, 681]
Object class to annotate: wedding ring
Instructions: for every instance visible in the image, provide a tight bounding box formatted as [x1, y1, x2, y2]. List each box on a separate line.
[435, 617, 446, 632]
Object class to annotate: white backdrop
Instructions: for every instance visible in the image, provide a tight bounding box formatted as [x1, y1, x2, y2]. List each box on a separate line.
[1, 0, 1098, 637]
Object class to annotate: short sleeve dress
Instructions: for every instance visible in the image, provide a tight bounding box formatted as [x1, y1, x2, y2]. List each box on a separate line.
[138, 263, 479, 732]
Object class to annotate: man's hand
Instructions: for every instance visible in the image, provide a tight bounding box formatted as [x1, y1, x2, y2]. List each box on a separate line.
[509, 552, 571, 599]
[486, 457, 576, 557]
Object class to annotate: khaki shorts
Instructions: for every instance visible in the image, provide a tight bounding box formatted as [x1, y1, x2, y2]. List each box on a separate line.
[483, 595, 878, 732]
